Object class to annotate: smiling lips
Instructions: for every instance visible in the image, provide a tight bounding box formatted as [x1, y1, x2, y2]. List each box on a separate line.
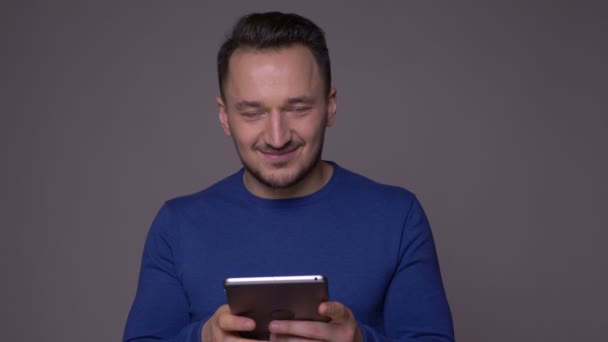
[259, 145, 300, 163]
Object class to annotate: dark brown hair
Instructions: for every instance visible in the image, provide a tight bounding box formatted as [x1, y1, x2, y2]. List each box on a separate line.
[217, 12, 331, 99]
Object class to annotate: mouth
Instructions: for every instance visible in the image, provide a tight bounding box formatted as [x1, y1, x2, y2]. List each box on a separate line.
[259, 146, 299, 163]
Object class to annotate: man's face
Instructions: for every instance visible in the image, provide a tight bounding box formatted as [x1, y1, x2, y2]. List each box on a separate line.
[217, 44, 336, 197]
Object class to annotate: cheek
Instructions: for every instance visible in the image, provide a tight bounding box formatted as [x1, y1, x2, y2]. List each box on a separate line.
[230, 125, 260, 148]
[298, 119, 327, 143]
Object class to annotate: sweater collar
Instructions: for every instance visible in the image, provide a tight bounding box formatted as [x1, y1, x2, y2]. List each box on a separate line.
[232, 160, 342, 209]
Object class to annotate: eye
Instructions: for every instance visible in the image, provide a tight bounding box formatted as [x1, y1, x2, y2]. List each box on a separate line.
[241, 111, 263, 119]
[289, 107, 311, 115]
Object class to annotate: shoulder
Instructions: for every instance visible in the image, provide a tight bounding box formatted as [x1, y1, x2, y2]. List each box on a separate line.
[161, 169, 245, 217]
[329, 163, 430, 238]
[333, 163, 418, 208]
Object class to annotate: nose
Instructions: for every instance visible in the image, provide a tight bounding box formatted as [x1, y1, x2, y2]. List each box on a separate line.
[265, 111, 290, 149]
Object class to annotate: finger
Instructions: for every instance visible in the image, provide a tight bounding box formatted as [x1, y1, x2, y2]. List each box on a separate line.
[319, 302, 350, 323]
[268, 320, 329, 340]
[214, 327, 264, 342]
[270, 333, 323, 342]
[224, 334, 265, 342]
[217, 312, 256, 332]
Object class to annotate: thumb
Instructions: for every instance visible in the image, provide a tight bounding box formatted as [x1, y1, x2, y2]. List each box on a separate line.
[319, 301, 351, 323]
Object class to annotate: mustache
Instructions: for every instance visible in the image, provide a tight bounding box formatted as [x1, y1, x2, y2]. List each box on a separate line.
[256, 141, 303, 154]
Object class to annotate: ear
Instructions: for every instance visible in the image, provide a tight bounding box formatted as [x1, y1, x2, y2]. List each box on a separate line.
[217, 96, 232, 136]
[326, 87, 337, 127]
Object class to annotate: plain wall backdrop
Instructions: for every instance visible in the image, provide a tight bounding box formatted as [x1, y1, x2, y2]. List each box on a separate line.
[2, 1, 607, 341]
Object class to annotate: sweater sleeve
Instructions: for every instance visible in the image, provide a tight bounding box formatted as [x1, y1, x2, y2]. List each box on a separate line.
[123, 203, 208, 342]
[361, 196, 454, 342]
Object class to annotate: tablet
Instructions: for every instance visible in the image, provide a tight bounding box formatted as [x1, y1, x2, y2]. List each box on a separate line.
[224, 275, 330, 340]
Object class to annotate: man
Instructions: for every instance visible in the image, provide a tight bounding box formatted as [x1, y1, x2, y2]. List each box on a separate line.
[124, 12, 454, 342]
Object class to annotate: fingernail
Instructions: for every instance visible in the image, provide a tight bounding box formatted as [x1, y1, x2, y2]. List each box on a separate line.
[269, 322, 280, 330]
[245, 320, 254, 329]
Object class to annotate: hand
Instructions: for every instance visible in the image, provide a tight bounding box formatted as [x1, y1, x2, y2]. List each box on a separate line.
[201, 305, 258, 342]
[268, 301, 363, 342]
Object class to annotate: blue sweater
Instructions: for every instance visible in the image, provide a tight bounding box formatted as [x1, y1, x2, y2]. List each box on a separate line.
[124, 162, 454, 341]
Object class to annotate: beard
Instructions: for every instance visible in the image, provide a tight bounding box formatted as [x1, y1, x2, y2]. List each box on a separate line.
[236, 129, 326, 190]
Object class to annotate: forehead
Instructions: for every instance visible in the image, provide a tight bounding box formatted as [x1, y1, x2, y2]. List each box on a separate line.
[224, 45, 324, 104]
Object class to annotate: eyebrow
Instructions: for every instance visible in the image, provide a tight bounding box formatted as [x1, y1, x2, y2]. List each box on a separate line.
[286, 96, 315, 105]
[235, 100, 264, 110]
[234, 96, 316, 110]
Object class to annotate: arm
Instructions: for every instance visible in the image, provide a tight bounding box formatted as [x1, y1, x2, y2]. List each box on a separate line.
[369, 196, 454, 342]
[123, 204, 206, 342]
[123, 204, 259, 342]
[266, 197, 454, 342]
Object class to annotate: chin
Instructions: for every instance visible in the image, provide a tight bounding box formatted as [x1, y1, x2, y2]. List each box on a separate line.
[244, 158, 318, 190]
[256, 169, 303, 189]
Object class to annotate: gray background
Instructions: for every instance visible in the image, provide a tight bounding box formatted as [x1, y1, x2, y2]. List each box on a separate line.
[2, 1, 607, 341]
